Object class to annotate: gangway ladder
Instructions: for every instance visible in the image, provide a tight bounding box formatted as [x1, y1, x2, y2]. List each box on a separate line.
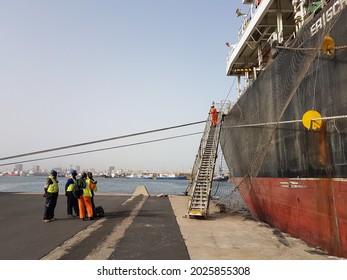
[186, 111, 223, 218]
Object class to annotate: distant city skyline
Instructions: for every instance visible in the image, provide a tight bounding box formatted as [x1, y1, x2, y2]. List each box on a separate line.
[0, 163, 196, 177]
[1, 153, 229, 175]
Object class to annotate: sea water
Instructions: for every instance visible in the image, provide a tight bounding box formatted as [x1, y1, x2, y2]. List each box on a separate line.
[0, 176, 235, 196]
[0, 175, 247, 214]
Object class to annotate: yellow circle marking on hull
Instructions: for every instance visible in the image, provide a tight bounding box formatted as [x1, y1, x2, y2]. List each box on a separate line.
[302, 110, 322, 130]
[322, 36, 335, 56]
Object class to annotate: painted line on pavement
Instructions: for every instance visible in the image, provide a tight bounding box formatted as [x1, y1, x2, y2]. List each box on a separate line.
[40, 196, 139, 260]
[40, 218, 106, 260]
[85, 196, 148, 260]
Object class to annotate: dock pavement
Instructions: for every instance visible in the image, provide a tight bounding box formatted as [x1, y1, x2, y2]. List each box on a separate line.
[0, 188, 338, 260]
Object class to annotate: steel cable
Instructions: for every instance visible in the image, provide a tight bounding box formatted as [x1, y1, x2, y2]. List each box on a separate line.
[0, 131, 203, 167]
[0, 120, 206, 162]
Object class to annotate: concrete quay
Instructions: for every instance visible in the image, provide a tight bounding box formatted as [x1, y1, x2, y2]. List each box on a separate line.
[0, 189, 338, 260]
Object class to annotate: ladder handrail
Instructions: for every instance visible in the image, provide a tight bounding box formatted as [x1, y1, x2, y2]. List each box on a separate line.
[185, 114, 212, 195]
[187, 110, 224, 217]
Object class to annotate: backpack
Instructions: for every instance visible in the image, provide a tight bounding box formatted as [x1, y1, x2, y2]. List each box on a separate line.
[72, 178, 86, 199]
[94, 205, 105, 217]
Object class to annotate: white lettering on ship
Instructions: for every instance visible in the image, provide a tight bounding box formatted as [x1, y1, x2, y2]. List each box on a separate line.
[311, 0, 347, 37]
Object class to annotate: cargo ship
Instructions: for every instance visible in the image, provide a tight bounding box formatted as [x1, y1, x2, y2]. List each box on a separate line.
[220, 0, 347, 258]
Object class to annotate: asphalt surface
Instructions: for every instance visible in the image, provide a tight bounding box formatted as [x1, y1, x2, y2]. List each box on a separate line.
[0, 192, 188, 260]
[0, 191, 339, 260]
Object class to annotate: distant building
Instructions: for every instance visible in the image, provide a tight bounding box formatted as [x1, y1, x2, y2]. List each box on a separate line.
[108, 166, 115, 175]
[33, 165, 40, 173]
[14, 164, 23, 172]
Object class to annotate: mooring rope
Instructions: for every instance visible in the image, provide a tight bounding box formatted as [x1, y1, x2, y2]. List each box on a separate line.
[0, 120, 206, 161]
[276, 45, 347, 51]
[0, 131, 203, 167]
[223, 115, 347, 129]
[312, 115, 347, 121]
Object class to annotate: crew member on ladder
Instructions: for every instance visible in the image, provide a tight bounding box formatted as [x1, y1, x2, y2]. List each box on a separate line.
[210, 103, 218, 126]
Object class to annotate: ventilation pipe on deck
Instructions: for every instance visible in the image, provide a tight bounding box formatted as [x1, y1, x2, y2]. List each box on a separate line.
[292, 0, 305, 32]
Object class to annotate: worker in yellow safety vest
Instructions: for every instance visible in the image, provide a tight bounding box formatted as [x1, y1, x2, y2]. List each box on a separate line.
[43, 169, 59, 222]
[78, 172, 94, 221]
[65, 169, 79, 217]
[87, 172, 98, 217]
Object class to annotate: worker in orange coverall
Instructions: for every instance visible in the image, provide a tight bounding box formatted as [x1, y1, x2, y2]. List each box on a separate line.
[78, 172, 94, 221]
[210, 103, 218, 126]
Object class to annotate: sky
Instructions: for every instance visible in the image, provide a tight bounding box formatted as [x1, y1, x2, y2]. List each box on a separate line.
[0, 0, 244, 173]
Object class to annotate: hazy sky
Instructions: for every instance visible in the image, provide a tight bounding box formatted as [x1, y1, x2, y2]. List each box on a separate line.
[0, 0, 244, 172]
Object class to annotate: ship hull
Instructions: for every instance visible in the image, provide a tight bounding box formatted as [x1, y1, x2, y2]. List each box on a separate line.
[232, 177, 347, 257]
[221, 2, 347, 258]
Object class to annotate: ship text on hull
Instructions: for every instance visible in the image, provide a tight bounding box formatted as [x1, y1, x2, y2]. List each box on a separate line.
[311, 0, 347, 37]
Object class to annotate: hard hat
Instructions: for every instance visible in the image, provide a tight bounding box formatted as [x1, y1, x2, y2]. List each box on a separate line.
[70, 170, 77, 176]
[50, 169, 57, 176]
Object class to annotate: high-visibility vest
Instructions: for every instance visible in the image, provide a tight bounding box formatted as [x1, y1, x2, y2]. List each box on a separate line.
[66, 177, 76, 192]
[86, 178, 98, 191]
[82, 178, 92, 197]
[47, 176, 59, 193]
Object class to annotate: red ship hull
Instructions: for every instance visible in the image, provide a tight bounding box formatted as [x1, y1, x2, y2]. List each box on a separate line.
[232, 177, 347, 258]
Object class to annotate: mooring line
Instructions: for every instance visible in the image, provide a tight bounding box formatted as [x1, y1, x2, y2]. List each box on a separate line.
[0, 120, 205, 161]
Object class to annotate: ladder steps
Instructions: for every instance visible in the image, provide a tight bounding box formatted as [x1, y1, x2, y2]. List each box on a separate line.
[187, 112, 224, 217]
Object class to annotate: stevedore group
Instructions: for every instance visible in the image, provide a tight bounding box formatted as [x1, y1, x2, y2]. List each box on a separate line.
[42, 169, 103, 222]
